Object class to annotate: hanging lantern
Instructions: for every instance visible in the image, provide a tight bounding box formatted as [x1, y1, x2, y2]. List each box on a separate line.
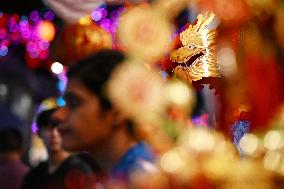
[52, 17, 113, 65]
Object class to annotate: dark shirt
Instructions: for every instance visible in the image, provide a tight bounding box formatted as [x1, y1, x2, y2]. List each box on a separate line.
[0, 159, 28, 189]
[111, 142, 155, 181]
[21, 155, 94, 189]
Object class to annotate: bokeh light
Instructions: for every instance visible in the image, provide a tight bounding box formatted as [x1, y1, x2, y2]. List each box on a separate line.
[264, 130, 282, 150]
[165, 80, 193, 106]
[51, 62, 64, 74]
[188, 128, 215, 152]
[79, 16, 92, 25]
[44, 11, 55, 21]
[0, 83, 8, 97]
[0, 45, 8, 56]
[57, 96, 66, 107]
[263, 151, 281, 171]
[217, 46, 238, 77]
[239, 134, 259, 155]
[29, 11, 39, 22]
[160, 148, 187, 173]
[37, 20, 56, 42]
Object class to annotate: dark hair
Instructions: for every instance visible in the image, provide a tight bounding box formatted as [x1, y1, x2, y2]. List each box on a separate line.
[0, 128, 23, 153]
[36, 108, 57, 131]
[67, 49, 136, 137]
[67, 49, 125, 111]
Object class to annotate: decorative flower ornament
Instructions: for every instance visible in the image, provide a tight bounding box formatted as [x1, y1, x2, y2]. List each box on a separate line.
[107, 61, 165, 125]
[170, 12, 220, 84]
[117, 5, 173, 63]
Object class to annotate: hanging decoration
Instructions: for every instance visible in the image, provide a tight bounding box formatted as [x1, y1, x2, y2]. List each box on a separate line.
[117, 5, 173, 63]
[107, 61, 165, 126]
[52, 16, 113, 65]
[169, 12, 220, 84]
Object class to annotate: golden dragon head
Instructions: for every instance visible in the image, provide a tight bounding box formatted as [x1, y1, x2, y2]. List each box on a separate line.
[170, 12, 220, 84]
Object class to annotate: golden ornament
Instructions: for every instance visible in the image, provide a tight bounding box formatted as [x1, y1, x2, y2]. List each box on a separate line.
[117, 6, 173, 63]
[52, 17, 113, 65]
[170, 12, 220, 83]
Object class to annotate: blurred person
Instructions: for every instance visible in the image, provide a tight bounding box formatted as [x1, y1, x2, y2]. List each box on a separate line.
[53, 49, 155, 183]
[21, 107, 95, 189]
[0, 127, 29, 189]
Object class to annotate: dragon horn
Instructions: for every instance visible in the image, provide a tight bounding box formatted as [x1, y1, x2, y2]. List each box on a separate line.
[194, 12, 215, 32]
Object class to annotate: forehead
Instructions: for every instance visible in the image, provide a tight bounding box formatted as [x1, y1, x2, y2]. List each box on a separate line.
[65, 78, 91, 95]
[65, 78, 94, 97]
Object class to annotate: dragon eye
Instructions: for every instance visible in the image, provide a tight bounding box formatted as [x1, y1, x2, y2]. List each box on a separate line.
[188, 44, 196, 50]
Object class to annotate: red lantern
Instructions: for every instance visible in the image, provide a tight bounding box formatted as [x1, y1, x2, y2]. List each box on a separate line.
[52, 20, 113, 65]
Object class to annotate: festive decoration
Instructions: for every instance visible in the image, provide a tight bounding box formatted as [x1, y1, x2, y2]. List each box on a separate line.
[36, 20, 56, 42]
[52, 17, 113, 64]
[231, 119, 250, 155]
[117, 5, 173, 63]
[95, 6, 124, 38]
[170, 12, 220, 84]
[107, 61, 165, 126]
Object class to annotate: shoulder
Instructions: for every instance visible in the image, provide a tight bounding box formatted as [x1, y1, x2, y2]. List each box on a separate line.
[20, 161, 48, 189]
[61, 154, 95, 174]
[62, 155, 99, 189]
[25, 161, 49, 176]
[111, 141, 156, 179]
[128, 142, 156, 162]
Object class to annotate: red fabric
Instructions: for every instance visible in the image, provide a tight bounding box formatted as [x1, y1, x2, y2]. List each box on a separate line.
[244, 54, 282, 131]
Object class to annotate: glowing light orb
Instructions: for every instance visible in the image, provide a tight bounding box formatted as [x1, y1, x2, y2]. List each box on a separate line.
[51, 62, 63, 74]
[37, 21, 56, 42]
